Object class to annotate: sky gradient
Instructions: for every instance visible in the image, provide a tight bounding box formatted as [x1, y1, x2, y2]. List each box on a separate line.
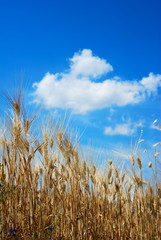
[0, 0, 161, 174]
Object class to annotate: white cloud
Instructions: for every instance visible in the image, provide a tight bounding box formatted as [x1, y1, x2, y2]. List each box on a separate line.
[104, 117, 144, 136]
[104, 123, 135, 136]
[33, 49, 161, 114]
[69, 49, 113, 78]
[140, 72, 161, 95]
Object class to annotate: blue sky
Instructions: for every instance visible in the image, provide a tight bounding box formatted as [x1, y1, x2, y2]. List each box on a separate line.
[0, 0, 161, 174]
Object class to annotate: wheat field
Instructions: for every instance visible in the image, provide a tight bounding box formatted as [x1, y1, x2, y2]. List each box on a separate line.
[0, 94, 160, 240]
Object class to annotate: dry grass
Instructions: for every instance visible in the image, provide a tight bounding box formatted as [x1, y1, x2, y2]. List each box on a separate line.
[0, 95, 160, 240]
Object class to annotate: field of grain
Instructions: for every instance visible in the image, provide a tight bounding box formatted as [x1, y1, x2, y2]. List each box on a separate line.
[0, 94, 160, 240]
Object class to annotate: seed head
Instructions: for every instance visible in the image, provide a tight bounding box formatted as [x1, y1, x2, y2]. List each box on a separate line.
[13, 101, 20, 116]
[137, 157, 142, 169]
[108, 160, 113, 165]
[129, 155, 135, 166]
[148, 162, 152, 168]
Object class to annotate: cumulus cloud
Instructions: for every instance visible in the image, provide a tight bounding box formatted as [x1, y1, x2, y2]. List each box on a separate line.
[104, 117, 145, 136]
[69, 49, 113, 78]
[33, 49, 161, 114]
[140, 72, 161, 95]
[104, 123, 135, 136]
